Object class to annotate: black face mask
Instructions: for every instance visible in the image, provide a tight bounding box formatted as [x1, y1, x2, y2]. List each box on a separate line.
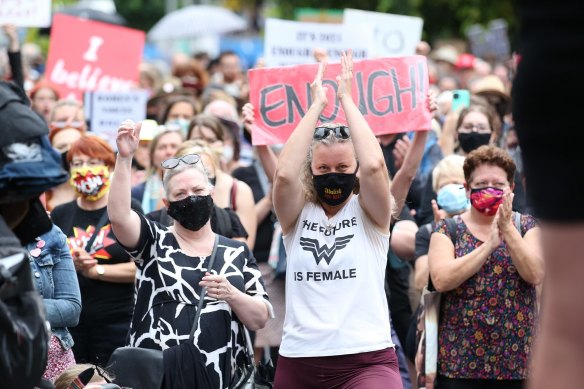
[167, 195, 213, 231]
[313, 167, 358, 206]
[458, 133, 491, 154]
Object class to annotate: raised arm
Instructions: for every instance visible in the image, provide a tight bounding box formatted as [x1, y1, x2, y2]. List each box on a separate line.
[273, 62, 328, 234]
[498, 192, 544, 285]
[338, 50, 390, 232]
[108, 120, 143, 250]
[391, 92, 437, 216]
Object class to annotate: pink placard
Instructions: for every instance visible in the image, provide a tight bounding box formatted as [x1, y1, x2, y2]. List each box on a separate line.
[249, 55, 431, 145]
[45, 14, 145, 101]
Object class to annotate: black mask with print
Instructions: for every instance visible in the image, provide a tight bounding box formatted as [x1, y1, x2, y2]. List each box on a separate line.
[313, 166, 358, 206]
[167, 195, 213, 231]
[458, 132, 491, 154]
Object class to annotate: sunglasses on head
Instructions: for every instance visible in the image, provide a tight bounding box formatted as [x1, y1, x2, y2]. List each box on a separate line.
[313, 126, 350, 140]
[161, 154, 201, 169]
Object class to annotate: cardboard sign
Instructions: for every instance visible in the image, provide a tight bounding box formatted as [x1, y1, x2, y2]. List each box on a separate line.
[45, 14, 145, 101]
[264, 18, 372, 67]
[343, 10, 423, 58]
[0, 0, 51, 27]
[84, 90, 149, 148]
[248, 56, 431, 145]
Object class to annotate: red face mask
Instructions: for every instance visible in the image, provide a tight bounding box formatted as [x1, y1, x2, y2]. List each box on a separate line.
[470, 187, 504, 216]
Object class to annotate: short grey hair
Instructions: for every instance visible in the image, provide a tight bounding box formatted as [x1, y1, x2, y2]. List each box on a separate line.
[162, 161, 212, 198]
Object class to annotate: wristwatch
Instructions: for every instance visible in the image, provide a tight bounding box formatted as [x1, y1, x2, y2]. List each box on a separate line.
[95, 265, 105, 278]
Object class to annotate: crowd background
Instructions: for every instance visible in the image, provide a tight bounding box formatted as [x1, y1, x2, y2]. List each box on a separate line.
[0, 2, 555, 388]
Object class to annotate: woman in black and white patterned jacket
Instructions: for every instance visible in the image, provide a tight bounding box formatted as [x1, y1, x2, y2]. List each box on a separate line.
[107, 119, 272, 388]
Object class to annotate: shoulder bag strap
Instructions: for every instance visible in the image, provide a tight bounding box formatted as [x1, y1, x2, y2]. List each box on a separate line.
[84, 211, 109, 253]
[189, 234, 220, 343]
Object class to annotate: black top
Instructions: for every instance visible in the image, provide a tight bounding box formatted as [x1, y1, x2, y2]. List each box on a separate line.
[51, 199, 142, 324]
[232, 163, 275, 264]
[414, 222, 433, 262]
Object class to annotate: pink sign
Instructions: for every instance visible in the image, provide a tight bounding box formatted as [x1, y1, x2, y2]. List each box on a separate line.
[248, 55, 431, 145]
[46, 14, 145, 101]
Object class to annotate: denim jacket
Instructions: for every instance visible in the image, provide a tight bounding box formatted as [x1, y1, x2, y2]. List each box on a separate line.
[26, 224, 81, 350]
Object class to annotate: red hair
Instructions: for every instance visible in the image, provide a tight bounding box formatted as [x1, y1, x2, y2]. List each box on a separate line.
[48, 126, 86, 144]
[29, 81, 60, 101]
[67, 135, 116, 168]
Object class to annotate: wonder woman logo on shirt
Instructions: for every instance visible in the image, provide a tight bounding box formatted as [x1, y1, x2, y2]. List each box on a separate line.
[300, 235, 354, 265]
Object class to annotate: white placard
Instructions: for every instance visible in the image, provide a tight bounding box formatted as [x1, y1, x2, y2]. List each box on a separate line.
[0, 0, 52, 27]
[84, 90, 149, 148]
[343, 9, 423, 58]
[264, 18, 373, 67]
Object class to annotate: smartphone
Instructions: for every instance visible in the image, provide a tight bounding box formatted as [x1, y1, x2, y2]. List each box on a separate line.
[451, 89, 470, 112]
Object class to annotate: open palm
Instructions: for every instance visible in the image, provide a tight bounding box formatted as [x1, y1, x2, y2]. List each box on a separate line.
[116, 120, 141, 158]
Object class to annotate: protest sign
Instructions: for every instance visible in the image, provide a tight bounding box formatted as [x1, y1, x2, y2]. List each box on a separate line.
[45, 14, 145, 101]
[84, 90, 149, 148]
[0, 0, 51, 27]
[466, 19, 511, 62]
[264, 18, 372, 67]
[248, 56, 431, 145]
[343, 9, 423, 58]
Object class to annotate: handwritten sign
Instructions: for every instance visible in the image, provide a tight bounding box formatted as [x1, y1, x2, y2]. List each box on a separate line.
[45, 14, 145, 101]
[84, 90, 149, 148]
[248, 56, 431, 145]
[264, 18, 372, 67]
[343, 10, 423, 58]
[0, 0, 51, 27]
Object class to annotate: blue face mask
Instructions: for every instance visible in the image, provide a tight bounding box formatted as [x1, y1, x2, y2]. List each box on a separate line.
[166, 118, 190, 138]
[437, 183, 470, 215]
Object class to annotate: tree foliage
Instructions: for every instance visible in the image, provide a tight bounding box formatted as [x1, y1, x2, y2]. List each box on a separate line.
[114, 0, 166, 32]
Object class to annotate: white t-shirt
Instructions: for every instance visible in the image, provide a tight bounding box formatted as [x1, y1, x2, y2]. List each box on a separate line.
[280, 195, 394, 358]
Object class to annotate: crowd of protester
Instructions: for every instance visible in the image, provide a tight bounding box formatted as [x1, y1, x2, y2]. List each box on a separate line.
[0, 17, 549, 389]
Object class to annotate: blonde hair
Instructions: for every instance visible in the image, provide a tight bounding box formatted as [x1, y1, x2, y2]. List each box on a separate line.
[175, 139, 221, 176]
[431, 154, 466, 192]
[301, 123, 358, 204]
[54, 364, 112, 389]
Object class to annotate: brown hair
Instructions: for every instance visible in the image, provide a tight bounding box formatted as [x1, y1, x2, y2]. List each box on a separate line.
[463, 145, 516, 185]
[67, 135, 116, 168]
[456, 103, 501, 144]
[187, 114, 225, 142]
[159, 95, 201, 124]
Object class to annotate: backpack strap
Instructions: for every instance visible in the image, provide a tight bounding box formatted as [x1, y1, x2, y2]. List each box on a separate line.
[513, 212, 522, 235]
[428, 217, 458, 292]
[84, 211, 109, 253]
[214, 206, 233, 237]
[444, 217, 458, 246]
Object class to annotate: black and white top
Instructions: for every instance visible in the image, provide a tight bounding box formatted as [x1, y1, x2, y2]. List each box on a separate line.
[123, 213, 271, 387]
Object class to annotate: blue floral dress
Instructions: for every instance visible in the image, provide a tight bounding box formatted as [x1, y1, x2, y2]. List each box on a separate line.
[434, 213, 537, 379]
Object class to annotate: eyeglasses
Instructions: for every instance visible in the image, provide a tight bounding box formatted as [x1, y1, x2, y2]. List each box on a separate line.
[313, 126, 350, 140]
[161, 153, 201, 169]
[460, 123, 490, 133]
[67, 365, 119, 389]
[70, 158, 104, 168]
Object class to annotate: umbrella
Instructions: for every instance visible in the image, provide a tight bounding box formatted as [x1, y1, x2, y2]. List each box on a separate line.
[55, 5, 127, 26]
[148, 5, 247, 41]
